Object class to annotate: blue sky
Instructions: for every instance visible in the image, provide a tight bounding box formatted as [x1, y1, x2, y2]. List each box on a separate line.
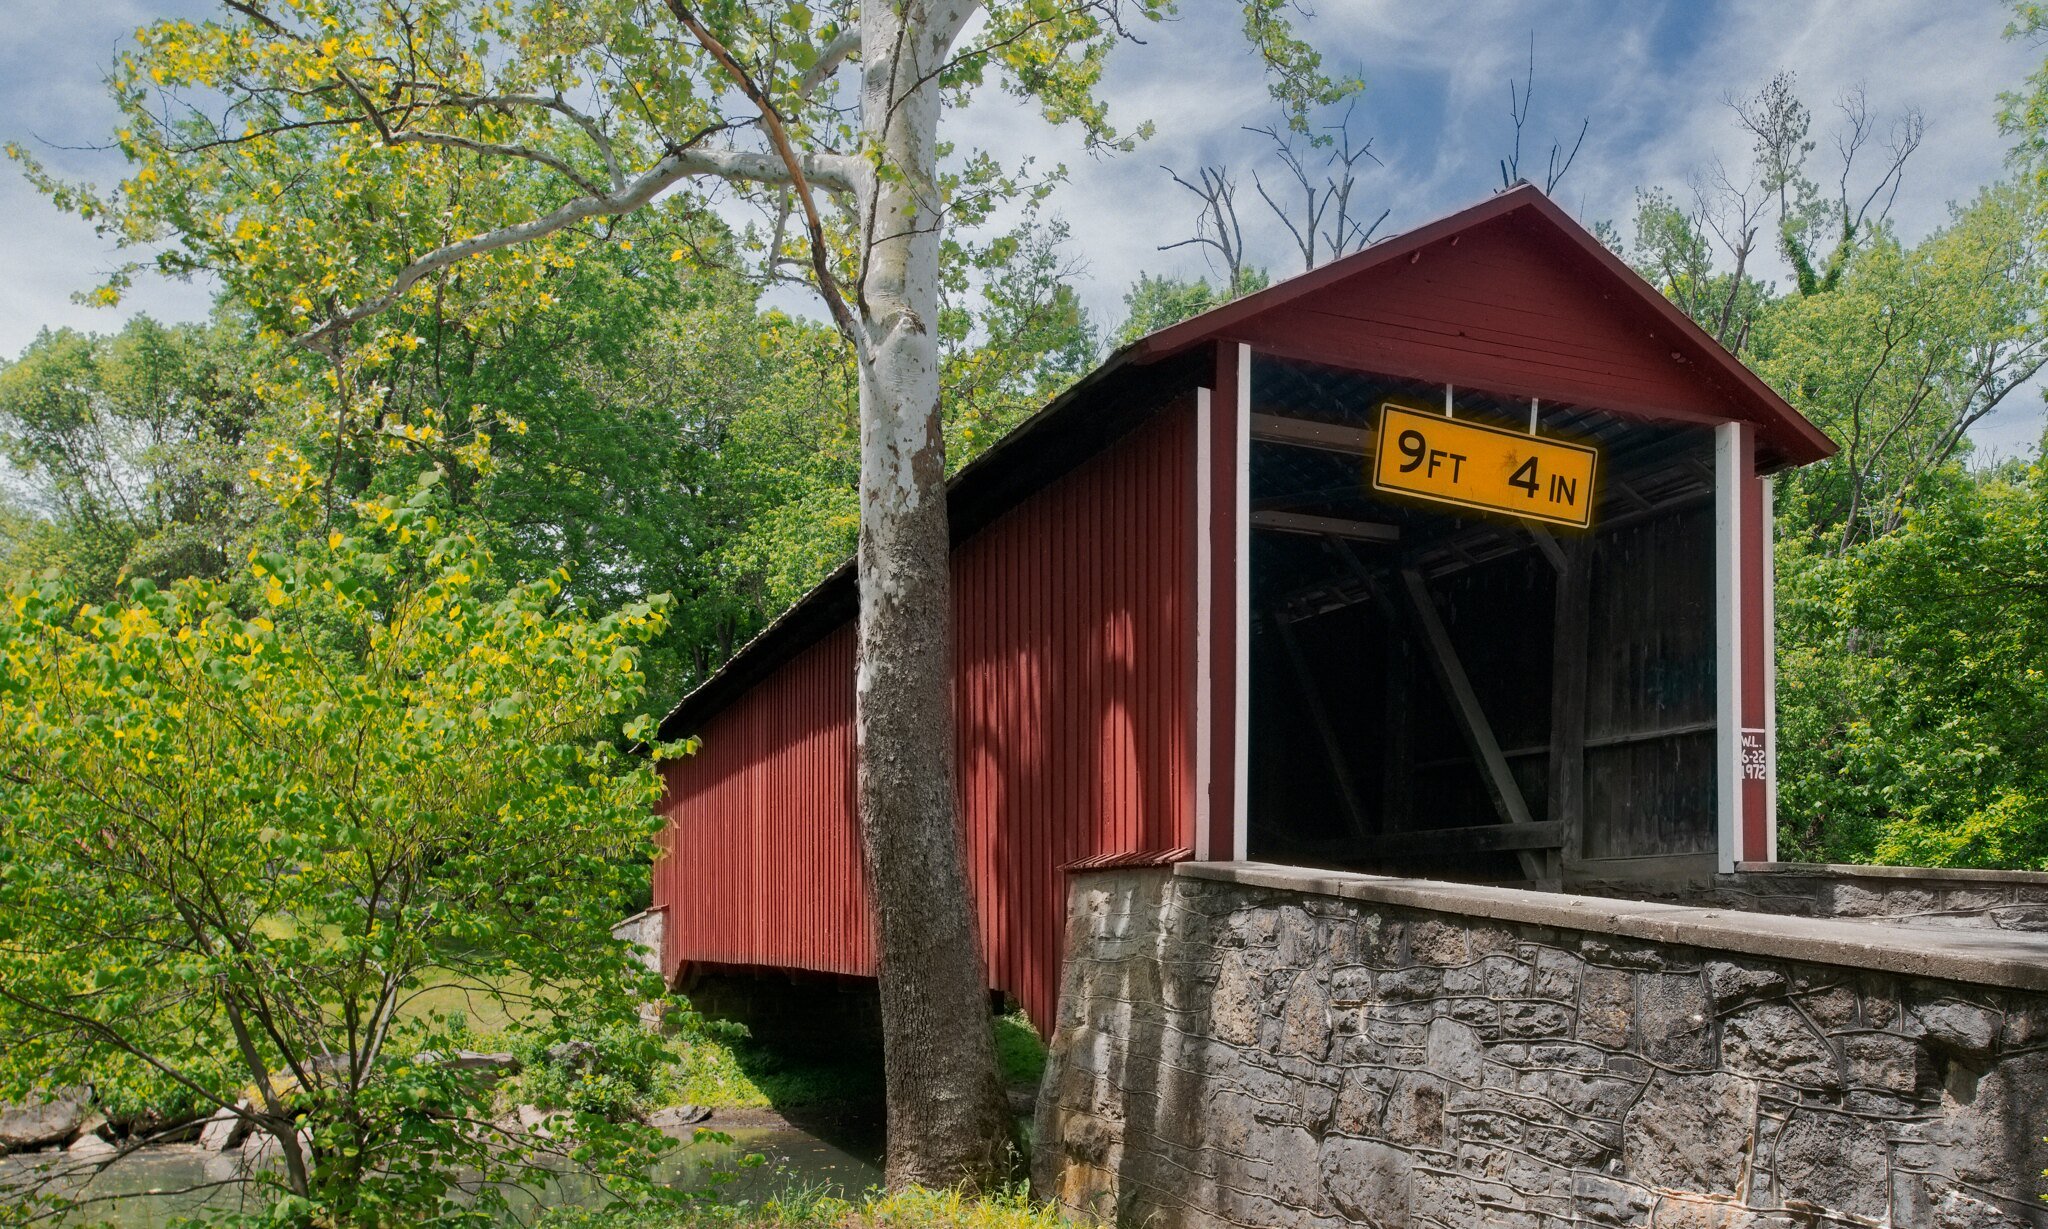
[3, 1, 2041, 452]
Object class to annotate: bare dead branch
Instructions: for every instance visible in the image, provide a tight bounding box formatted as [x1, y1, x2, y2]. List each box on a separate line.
[1546, 117, 1588, 193]
[1161, 165, 1252, 292]
[1499, 33, 1589, 195]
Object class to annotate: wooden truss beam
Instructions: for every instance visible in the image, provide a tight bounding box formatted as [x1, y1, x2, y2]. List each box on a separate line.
[1366, 561, 1554, 887]
[1320, 538, 1553, 884]
[1364, 820, 1567, 861]
[1250, 412, 1373, 456]
[1526, 526, 1568, 575]
[1252, 510, 1400, 544]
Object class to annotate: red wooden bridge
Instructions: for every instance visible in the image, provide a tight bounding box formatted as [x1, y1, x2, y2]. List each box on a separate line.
[651, 184, 1833, 1033]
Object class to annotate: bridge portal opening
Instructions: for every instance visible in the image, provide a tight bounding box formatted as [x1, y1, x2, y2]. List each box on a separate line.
[1243, 355, 1723, 888]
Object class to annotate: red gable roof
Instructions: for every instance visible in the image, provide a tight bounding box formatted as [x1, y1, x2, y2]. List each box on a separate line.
[1128, 182, 1834, 468]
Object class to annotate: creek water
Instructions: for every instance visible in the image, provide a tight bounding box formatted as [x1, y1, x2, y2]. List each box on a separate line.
[0, 1125, 882, 1226]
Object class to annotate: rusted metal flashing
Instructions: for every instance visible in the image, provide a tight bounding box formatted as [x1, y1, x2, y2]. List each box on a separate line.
[1061, 848, 1193, 872]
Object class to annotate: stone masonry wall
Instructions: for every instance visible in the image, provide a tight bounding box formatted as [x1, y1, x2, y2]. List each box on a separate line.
[1578, 864, 2048, 934]
[612, 906, 667, 975]
[1034, 867, 2048, 1228]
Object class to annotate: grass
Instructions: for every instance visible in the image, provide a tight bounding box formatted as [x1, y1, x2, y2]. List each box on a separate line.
[538, 1185, 1076, 1228]
[398, 967, 547, 1033]
[992, 1011, 1046, 1090]
[652, 1020, 882, 1111]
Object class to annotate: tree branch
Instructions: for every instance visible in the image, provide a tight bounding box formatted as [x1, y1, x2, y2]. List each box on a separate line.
[294, 135, 855, 349]
[664, 1, 865, 349]
[797, 28, 863, 100]
[423, 90, 627, 191]
[381, 129, 609, 198]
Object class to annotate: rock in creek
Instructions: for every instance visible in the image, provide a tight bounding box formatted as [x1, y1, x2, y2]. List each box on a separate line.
[413, 1049, 521, 1077]
[241, 1127, 313, 1176]
[646, 1105, 712, 1135]
[0, 1088, 91, 1153]
[199, 1102, 253, 1152]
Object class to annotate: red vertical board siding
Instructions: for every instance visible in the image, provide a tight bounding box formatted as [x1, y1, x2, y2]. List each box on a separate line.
[655, 404, 1197, 1032]
[659, 624, 871, 981]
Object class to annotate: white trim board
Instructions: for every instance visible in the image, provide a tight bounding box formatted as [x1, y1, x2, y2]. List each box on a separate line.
[1713, 423, 1743, 874]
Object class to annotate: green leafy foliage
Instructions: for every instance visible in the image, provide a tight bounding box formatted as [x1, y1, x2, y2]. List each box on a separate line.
[1776, 459, 2048, 868]
[2002, 2, 2048, 176]
[1110, 271, 1270, 349]
[0, 213, 1095, 719]
[0, 472, 690, 1226]
[940, 214, 1101, 466]
[0, 315, 258, 597]
[511, 1024, 675, 1120]
[1623, 187, 1773, 355]
[990, 1010, 1047, 1090]
[1749, 182, 2048, 554]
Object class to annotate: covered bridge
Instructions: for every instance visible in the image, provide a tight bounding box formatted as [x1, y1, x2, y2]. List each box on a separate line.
[650, 184, 1834, 1033]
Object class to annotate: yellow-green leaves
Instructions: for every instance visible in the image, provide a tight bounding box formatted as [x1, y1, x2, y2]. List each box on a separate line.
[0, 480, 687, 1224]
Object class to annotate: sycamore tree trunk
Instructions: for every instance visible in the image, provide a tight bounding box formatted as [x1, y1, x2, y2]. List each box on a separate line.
[852, 0, 1012, 1191]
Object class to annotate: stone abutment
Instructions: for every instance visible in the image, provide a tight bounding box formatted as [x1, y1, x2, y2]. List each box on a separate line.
[1033, 863, 2048, 1228]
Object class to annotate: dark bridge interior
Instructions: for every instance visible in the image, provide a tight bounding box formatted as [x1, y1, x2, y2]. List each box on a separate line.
[1245, 354, 1722, 887]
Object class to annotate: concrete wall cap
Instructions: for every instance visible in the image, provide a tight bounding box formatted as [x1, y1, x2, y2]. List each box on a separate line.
[1174, 861, 2048, 993]
[1735, 860, 2048, 888]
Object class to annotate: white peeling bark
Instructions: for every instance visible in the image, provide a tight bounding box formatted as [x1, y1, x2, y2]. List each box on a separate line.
[852, 0, 1012, 1191]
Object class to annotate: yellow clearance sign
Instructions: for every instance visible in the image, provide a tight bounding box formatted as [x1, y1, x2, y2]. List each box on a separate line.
[1370, 401, 1599, 529]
